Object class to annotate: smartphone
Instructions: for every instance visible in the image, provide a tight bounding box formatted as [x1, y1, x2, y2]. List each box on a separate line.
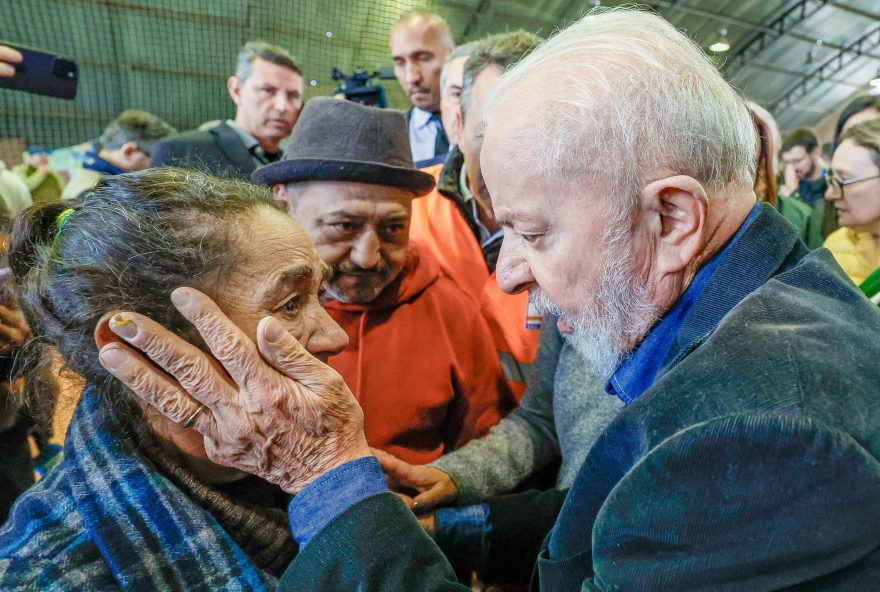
[0, 44, 78, 100]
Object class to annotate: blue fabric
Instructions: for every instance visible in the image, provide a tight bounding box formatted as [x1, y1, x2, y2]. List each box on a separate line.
[797, 172, 826, 206]
[434, 503, 491, 565]
[82, 150, 125, 175]
[288, 456, 388, 547]
[0, 385, 274, 591]
[606, 204, 761, 404]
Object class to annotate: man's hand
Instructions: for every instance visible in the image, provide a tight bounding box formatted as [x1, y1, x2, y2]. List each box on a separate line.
[780, 162, 798, 197]
[0, 45, 22, 78]
[373, 448, 459, 513]
[0, 304, 31, 356]
[97, 287, 371, 493]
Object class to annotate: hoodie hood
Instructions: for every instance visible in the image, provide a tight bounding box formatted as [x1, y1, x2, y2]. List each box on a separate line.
[322, 240, 440, 313]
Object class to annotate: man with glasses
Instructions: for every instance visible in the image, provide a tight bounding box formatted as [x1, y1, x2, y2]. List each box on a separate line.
[62, 110, 175, 200]
[780, 128, 827, 206]
[780, 128, 832, 247]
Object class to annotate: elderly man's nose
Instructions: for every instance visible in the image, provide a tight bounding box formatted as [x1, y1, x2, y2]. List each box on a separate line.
[350, 231, 381, 268]
[495, 241, 534, 295]
[306, 307, 348, 357]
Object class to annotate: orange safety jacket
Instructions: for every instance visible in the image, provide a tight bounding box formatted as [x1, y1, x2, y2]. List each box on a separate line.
[411, 161, 542, 400]
[479, 276, 542, 401]
[409, 163, 488, 303]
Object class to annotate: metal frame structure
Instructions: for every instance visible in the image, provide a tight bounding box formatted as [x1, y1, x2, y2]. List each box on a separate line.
[771, 23, 880, 112]
[723, 0, 829, 77]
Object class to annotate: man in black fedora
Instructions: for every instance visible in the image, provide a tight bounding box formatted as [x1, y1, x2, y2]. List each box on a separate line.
[251, 97, 514, 469]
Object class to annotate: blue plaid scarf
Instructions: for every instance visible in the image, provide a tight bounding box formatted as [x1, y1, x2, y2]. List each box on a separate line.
[0, 385, 276, 590]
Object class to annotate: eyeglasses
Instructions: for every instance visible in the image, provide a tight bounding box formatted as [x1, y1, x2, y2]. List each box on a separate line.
[825, 171, 880, 197]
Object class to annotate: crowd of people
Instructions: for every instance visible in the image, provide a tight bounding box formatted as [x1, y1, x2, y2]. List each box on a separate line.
[0, 6, 879, 591]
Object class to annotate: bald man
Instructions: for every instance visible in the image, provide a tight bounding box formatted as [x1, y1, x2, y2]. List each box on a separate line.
[390, 11, 455, 166]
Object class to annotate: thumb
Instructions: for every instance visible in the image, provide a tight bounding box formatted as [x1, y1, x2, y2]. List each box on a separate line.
[373, 448, 424, 489]
[411, 483, 455, 513]
[256, 316, 342, 392]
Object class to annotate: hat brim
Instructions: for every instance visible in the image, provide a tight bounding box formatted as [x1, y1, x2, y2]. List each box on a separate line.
[251, 159, 435, 196]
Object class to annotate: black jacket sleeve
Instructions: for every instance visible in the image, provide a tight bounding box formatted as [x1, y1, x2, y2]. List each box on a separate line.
[480, 488, 567, 585]
[277, 493, 469, 591]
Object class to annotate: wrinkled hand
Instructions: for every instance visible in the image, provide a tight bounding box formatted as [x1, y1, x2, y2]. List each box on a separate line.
[0, 45, 22, 78]
[96, 287, 371, 493]
[0, 304, 31, 356]
[373, 448, 459, 513]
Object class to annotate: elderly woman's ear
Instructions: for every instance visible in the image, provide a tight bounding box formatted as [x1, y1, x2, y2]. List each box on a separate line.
[94, 312, 124, 350]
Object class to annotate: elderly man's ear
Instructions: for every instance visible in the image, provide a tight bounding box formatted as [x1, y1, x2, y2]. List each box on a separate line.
[272, 184, 293, 213]
[639, 175, 708, 276]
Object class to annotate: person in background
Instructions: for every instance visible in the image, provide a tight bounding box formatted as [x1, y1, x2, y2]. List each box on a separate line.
[12, 147, 64, 204]
[815, 95, 880, 241]
[780, 128, 827, 206]
[823, 119, 880, 288]
[439, 41, 479, 150]
[747, 102, 819, 248]
[390, 11, 455, 167]
[411, 31, 544, 401]
[835, 94, 880, 141]
[0, 169, 349, 588]
[0, 205, 60, 525]
[780, 128, 829, 245]
[0, 162, 32, 216]
[152, 41, 303, 180]
[255, 97, 513, 466]
[61, 110, 175, 200]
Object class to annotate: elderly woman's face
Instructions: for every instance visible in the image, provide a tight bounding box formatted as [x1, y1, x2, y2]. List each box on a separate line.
[214, 208, 348, 362]
[827, 139, 880, 236]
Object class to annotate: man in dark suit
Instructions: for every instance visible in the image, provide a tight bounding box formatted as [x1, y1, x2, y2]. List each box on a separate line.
[390, 11, 454, 167]
[151, 41, 303, 180]
[97, 7, 880, 592]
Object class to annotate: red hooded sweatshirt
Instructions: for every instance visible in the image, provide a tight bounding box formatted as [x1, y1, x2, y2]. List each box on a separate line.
[323, 241, 514, 465]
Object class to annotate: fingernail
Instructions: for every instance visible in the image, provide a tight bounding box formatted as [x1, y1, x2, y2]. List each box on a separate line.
[264, 317, 285, 343]
[110, 314, 137, 339]
[170, 289, 191, 310]
[99, 347, 127, 371]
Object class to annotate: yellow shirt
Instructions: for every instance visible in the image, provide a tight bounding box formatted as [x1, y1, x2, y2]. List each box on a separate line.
[823, 227, 880, 285]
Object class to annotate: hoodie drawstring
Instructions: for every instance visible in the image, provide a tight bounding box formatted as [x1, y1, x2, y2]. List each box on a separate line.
[355, 311, 366, 400]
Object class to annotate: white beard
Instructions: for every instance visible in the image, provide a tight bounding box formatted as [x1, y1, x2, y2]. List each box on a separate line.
[529, 227, 657, 379]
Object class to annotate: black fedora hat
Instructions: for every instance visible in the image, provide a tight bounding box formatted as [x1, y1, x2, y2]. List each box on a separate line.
[251, 97, 435, 196]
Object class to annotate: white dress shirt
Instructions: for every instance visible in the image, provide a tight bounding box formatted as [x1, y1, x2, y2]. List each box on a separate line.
[408, 107, 440, 163]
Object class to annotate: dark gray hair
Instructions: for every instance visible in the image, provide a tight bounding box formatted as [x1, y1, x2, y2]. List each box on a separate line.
[9, 168, 281, 420]
[98, 110, 176, 153]
[439, 41, 479, 93]
[235, 41, 302, 81]
[460, 31, 541, 122]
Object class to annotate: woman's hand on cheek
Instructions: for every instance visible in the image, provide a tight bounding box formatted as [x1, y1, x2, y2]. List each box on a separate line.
[96, 286, 371, 494]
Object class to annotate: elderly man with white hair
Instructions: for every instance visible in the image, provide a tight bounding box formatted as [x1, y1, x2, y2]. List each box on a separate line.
[98, 7, 880, 591]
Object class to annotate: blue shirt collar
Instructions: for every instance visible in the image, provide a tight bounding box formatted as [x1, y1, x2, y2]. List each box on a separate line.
[82, 151, 125, 176]
[605, 203, 761, 404]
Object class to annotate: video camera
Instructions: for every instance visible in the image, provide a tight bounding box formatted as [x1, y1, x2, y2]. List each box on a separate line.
[331, 66, 395, 108]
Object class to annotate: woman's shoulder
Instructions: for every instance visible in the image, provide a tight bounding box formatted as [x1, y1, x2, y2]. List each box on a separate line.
[823, 226, 872, 252]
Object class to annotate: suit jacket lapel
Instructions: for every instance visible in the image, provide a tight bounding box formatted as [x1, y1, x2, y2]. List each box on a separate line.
[211, 122, 256, 175]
